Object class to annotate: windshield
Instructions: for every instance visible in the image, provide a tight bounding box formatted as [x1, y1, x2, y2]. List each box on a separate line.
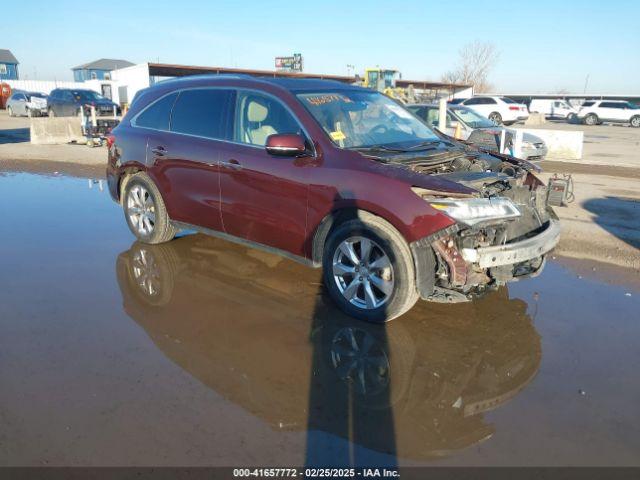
[451, 106, 496, 128]
[296, 90, 440, 149]
[71, 90, 105, 102]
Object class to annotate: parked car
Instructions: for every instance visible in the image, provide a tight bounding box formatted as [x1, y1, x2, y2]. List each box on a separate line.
[529, 99, 578, 120]
[459, 96, 529, 125]
[107, 76, 559, 322]
[47, 88, 119, 117]
[6, 91, 48, 117]
[575, 100, 640, 127]
[409, 103, 548, 161]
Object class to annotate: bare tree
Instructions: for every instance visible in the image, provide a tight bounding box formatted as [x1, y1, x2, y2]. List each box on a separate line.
[442, 41, 499, 93]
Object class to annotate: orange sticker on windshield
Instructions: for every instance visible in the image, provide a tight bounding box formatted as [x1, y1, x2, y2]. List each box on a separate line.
[304, 94, 353, 106]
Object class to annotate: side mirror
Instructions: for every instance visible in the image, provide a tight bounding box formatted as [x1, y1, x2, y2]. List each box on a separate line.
[265, 134, 307, 156]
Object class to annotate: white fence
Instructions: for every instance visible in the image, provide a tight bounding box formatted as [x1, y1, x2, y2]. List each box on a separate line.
[5, 79, 91, 95]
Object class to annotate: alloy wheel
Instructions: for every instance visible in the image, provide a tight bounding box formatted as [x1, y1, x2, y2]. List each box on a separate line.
[127, 185, 156, 236]
[332, 236, 394, 310]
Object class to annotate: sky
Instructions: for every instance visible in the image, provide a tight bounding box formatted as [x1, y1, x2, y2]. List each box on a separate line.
[3, 0, 640, 94]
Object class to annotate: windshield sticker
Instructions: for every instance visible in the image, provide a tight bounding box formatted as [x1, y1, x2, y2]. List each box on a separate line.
[330, 130, 346, 141]
[386, 103, 414, 119]
[303, 94, 353, 106]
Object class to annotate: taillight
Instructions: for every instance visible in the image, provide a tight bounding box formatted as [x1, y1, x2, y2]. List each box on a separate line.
[509, 106, 520, 111]
[106, 134, 115, 148]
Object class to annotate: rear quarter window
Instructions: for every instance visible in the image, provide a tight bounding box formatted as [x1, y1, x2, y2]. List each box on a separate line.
[134, 92, 178, 131]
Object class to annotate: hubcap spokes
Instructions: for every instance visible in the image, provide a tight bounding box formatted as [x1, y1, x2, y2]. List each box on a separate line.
[127, 185, 155, 235]
[333, 236, 394, 310]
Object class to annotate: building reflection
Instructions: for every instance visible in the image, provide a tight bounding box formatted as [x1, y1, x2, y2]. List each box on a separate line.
[115, 234, 541, 462]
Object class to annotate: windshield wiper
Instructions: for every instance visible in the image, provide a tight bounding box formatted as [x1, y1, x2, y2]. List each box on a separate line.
[352, 140, 443, 153]
[402, 140, 444, 151]
[351, 145, 408, 153]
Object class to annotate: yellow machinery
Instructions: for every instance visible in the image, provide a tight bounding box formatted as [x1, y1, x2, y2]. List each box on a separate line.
[361, 68, 412, 103]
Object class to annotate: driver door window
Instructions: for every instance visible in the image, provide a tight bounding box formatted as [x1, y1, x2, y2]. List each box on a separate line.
[234, 92, 302, 146]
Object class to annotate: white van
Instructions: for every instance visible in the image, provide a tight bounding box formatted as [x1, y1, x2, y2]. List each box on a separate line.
[529, 99, 577, 119]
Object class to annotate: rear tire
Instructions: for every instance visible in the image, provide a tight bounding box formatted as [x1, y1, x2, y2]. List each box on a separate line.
[48, 108, 55, 118]
[489, 112, 503, 125]
[630, 116, 640, 128]
[322, 214, 419, 323]
[7, 106, 13, 117]
[122, 172, 177, 244]
[584, 113, 598, 126]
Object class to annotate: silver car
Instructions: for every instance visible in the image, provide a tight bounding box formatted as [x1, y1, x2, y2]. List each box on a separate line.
[409, 103, 548, 161]
[6, 91, 48, 117]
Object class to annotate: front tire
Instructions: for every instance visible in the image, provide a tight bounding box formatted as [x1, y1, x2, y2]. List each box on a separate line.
[584, 113, 598, 126]
[322, 215, 419, 323]
[122, 172, 177, 244]
[489, 112, 503, 125]
[630, 116, 640, 128]
[48, 108, 55, 118]
[7, 106, 13, 117]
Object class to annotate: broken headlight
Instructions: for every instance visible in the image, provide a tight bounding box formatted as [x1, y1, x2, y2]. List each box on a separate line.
[412, 188, 521, 226]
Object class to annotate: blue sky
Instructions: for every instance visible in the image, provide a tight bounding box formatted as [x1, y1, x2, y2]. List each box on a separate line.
[4, 0, 639, 93]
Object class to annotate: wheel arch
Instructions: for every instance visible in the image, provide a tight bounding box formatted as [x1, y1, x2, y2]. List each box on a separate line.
[117, 164, 148, 205]
[311, 207, 406, 266]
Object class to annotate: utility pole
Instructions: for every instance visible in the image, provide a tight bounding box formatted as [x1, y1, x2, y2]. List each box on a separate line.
[583, 74, 590, 94]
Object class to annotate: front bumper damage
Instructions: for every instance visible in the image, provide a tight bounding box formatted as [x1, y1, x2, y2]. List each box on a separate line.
[461, 219, 560, 269]
[411, 200, 560, 303]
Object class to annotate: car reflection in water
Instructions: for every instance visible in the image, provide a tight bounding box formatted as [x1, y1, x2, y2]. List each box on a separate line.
[115, 234, 541, 464]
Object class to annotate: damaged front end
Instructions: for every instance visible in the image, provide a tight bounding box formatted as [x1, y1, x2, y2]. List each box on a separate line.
[408, 153, 560, 303]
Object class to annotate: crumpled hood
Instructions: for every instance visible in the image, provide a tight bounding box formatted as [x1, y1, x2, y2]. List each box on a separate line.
[354, 151, 477, 196]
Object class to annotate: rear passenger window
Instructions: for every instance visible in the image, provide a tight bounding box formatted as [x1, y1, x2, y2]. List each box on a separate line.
[581, 101, 595, 107]
[171, 89, 233, 139]
[135, 93, 178, 131]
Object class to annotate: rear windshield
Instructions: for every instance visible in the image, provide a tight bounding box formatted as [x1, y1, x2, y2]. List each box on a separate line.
[500, 97, 517, 104]
[27, 93, 47, 100]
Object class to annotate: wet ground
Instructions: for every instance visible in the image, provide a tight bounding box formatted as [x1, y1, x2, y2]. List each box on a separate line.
[1, 172, 639, 467]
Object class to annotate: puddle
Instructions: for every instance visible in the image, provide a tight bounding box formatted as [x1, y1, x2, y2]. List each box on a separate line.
[0, 173, 639, 466]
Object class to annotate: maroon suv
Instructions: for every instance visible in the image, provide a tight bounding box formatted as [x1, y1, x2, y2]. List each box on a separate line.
[107, 75, 560, 322]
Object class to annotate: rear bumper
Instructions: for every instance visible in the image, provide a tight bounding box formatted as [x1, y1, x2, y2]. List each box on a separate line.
[460, 220, 561, 269]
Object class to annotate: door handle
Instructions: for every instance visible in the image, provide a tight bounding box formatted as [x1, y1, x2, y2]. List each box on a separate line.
[151, 146, 166, 156]
[222, 159, 242, 170]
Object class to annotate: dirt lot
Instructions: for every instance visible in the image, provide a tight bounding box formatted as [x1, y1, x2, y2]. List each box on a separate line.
[0, 112, 106, 177]
[1, 110, 638, 272]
